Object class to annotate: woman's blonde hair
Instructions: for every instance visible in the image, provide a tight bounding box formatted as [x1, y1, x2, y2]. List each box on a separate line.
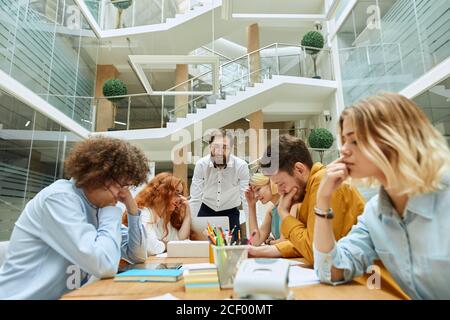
[249, 173, 278, 195]
[339, 92, 450, 196]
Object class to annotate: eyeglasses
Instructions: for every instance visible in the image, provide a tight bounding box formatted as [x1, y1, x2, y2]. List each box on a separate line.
[112, 179, 136, 191]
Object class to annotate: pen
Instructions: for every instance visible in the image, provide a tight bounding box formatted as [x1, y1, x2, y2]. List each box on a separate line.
[248, 230, 257, 246]
[230, 225, 236, 237]
[218, 227, 226, 245]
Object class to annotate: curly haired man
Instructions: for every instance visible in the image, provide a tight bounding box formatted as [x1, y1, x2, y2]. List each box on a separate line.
[0, 136, 150, 299]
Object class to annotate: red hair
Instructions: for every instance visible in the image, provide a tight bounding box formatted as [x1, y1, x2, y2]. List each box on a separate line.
[135, 172, 187, 239]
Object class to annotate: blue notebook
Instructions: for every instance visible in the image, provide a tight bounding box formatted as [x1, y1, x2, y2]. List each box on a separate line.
[114, 269, 183, 282]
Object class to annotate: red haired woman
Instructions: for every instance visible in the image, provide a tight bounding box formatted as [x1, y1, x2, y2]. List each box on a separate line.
[136, 172, 191, 255]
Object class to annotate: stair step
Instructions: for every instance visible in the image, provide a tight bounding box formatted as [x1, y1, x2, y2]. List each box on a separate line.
[175, 11, 195, 20]
[165, 18, 176, 24]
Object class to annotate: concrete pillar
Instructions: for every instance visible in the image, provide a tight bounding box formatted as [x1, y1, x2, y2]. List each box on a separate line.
[175, 64, 189, 118]
[247, 23, 263, 162]
[95, 65, 119, 132]
[247, 23, 261, 84]
[248, 110, 264, 162]
[173, 64, 189, 184]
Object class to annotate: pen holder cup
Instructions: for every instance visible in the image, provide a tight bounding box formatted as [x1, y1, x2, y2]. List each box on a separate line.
[212, 245, 249, 289]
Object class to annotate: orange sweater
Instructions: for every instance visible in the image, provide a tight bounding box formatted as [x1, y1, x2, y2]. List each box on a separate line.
[275, 163, 365, 264]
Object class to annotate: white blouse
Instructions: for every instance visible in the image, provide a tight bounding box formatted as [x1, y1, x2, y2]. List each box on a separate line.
[140, 207, 179, 255]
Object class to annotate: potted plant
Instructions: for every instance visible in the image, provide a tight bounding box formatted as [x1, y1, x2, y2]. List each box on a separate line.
[103, 79, 128, 128]
[308, 128, 334, 163]
[111, 0, 133, 29]
[301, 31, 324, 79]
[103, 78, 128, 103]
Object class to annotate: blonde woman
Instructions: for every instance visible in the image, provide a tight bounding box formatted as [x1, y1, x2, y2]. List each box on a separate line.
[244, 173, 296, 245]
[312, 93, 450, 299]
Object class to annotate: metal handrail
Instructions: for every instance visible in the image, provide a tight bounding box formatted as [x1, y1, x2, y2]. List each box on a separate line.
[221, 67, 267, 89]
[199, 46, 234, 61]
[165, 43, 279, 93]
[171, 42, 330, 91]
[167, 67, 269, 115]
[166, 42, 332, 93]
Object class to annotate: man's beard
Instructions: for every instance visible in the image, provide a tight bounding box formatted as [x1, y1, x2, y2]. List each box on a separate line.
[292, 177, 306, 203]
[212, 153, 227, 168]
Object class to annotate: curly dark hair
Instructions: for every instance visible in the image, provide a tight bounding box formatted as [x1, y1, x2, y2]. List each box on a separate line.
[65, 136, 150, 189]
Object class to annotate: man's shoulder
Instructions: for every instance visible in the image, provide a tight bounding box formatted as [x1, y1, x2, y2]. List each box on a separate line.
[195, 155, 211, 165]
[37, 179, 81, 202]
[230, 154, 248, 167]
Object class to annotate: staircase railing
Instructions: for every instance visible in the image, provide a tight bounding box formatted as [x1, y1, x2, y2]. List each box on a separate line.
[166, 67, 270, 120]
[55, 43, 332, 131]
[164, 43, 334, 117]
[98, 0, 211, 30]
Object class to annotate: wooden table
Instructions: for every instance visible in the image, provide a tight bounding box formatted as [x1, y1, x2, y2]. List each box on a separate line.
[61, 256, 399, 300]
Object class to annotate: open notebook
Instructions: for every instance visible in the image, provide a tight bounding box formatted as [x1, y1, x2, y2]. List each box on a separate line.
[114, 269, 183, 282]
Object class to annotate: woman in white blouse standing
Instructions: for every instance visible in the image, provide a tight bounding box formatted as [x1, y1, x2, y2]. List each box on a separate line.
[135, 172, 191, 255]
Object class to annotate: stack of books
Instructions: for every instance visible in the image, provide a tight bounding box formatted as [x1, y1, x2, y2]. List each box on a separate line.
[182, 263, 221, 292]
[114, 269, 183, 282]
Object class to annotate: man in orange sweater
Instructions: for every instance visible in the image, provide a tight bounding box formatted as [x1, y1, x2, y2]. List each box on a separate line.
[249, 134, 365, 264]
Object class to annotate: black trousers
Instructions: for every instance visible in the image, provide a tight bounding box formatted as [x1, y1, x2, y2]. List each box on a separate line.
[198, 203, 240, 242]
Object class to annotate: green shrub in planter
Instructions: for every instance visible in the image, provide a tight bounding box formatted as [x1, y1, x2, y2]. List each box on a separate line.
[112, 0, 133, 10]
[308, 128, 334, 149]
[102, 79, 127, 103]
[301, 31, 325, 78]
[301, 31, 324, 54]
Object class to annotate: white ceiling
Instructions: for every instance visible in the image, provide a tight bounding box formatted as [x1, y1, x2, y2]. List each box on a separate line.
[231, 0, 325, 15]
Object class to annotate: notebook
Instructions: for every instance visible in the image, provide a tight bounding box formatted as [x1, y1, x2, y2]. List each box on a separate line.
[119, 262, 182, 273]
[114, 269, 183, 282]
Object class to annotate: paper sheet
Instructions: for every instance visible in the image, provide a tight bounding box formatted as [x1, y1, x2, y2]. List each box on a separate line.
[182, 263, 217, 270]
[155, 252, 168, 258]
[288, 266, 320, 288]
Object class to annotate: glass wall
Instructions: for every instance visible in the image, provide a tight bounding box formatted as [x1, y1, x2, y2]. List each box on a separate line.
[98, 0, 209, 30]
[84, 0, 101, 24]
[337, 0, 450, 105]
[413, 76, 450, 147]
[0, 88, 82, 241]
[0, 0, 99, 129]
[335, 0, 353, 22]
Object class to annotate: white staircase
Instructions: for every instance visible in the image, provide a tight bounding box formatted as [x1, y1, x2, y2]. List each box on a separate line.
[100, 75, 337, 155]
[98, 42, 337, 157]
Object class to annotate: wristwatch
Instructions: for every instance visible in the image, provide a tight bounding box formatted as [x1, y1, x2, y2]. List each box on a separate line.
[314, 207, 334, 219]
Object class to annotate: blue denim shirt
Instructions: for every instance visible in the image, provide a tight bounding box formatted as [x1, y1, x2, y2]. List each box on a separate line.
[0, 179, 147, 299]
[314, 174, 450, 299]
